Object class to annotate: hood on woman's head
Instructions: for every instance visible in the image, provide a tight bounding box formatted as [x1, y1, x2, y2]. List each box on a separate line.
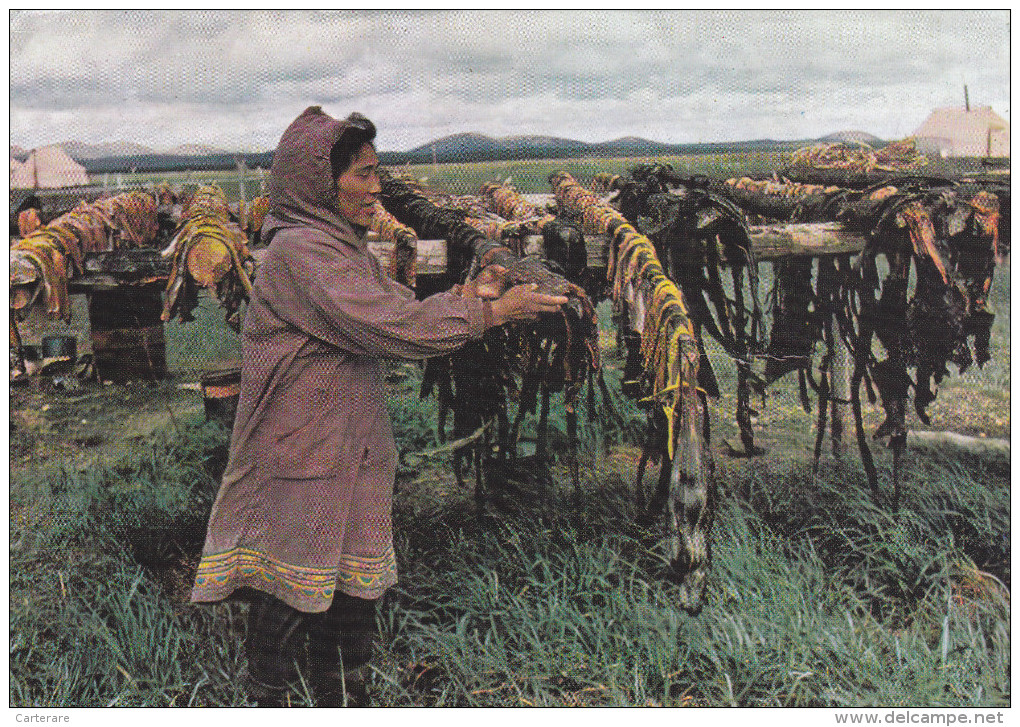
[268, 106, 374, 235]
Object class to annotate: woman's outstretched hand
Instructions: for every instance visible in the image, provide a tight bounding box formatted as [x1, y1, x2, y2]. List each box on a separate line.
[472, 264, 508, 299]
[490, 283, 569, 325]
[459, 264, 569, 325]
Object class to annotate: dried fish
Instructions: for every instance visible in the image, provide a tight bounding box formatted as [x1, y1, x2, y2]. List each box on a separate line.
[161, 184, 255, 330]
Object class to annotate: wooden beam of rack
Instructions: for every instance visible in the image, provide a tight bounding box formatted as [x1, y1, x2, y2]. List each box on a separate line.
[11, 221, 868, 295]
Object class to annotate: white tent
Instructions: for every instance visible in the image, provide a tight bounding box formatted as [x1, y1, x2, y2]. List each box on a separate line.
[10, 155, 24, 183]
[912, 106, 1010, 158]
[10, 145, 90, 188]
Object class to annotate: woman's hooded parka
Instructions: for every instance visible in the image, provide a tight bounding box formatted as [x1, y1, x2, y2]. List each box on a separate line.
[191, 106, 487, 612]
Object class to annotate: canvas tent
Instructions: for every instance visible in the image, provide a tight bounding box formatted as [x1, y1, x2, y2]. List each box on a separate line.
[10, 145, 90, 188]
[912, 106, 1010, 158]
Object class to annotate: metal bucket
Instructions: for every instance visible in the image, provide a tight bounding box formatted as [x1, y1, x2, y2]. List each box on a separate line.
[201, 368, 242, 428]
[41, 333, 77, 360]
[40, 334, 77, 375]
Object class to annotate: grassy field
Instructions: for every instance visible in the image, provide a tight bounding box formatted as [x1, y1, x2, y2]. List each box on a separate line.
[10, 155, 1010, 708]
[113, 150, 998, 200]
[112, 151, 793, 201]
[10, 419, 1009, 707]
[9, 336, 1010, 707]
[392, 151, 796, 195]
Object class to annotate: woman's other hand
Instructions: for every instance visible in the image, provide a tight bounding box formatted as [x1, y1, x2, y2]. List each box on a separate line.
[472, 264, 508, 299]
[490, 283, 569, 325]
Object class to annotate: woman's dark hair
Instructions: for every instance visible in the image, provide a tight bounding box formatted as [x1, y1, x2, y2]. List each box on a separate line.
[330, 113, 377, 179]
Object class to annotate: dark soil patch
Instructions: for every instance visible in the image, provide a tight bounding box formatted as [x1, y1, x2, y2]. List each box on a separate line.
[9, 377, 207, 475]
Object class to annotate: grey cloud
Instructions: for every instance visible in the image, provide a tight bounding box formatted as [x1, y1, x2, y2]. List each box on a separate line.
[11, 10, 370, 107]
[9, 10, 1009, 151]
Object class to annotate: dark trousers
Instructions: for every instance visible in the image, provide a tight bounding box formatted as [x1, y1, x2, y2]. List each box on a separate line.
[245, 590, 377, 705]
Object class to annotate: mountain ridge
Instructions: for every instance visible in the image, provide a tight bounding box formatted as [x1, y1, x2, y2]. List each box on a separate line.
[18, 130, 888, 173]
[392, 132, 826, 165]
[817, 130, 885, 145]
[60, 140, 157, 159]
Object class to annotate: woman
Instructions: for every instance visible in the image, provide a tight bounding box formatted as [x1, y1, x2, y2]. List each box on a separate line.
[190, 106, 566, 707]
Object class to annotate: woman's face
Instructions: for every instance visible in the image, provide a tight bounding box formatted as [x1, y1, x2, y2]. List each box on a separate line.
[336, 142, 381, 227]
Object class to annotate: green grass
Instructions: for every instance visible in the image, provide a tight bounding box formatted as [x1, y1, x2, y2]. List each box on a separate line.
[9, 384, 1010, 707]
[102, 169, 269, 207]
[163, 295, 243, 375]
[114, 148, 1005, 202]
[388, 151, 794, 195]
[114, 151, 792, 201]
[9, 417, 245, 707]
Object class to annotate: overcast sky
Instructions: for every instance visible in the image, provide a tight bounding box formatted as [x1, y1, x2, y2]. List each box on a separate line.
[9, 9, 1011, 153]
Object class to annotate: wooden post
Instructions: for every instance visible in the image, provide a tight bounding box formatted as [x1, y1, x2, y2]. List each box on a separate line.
[235, 158, 248, 228]
[236, 158, 248, 207]
[830, 312, 850, 457]
[87, 284, 168, 383]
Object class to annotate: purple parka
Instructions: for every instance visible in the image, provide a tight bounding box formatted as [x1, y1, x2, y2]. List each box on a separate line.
[190, 107, 488, 612]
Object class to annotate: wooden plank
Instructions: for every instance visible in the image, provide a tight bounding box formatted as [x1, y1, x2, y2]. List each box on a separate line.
[747, 222, 866, 260]
[366, 239, 447, 277]
[82, 248, 169, 276]
[17, 220, 869, 296]
[69, 274, 167, 293]
[66, 249, 172, 291]
[907, 429, 1010, 457]
[361, 223, 865, 272]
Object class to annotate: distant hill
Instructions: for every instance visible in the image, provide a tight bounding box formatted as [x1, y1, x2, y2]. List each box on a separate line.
[502, 134, 594, 158]
[597, 136, 676, 156]
[66, 128, 886, 174]
[162, 144, 230, 156]
[817, 130, 885, 146]
[378, 133, 812, 166]
[407, 132, 499, 163]
[62, 140, 156, 160]
[81, 151, 274, 175]
[392, 132, 592, 164]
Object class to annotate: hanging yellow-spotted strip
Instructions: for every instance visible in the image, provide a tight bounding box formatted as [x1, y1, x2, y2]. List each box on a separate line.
[549, 171, 711, 612]
[246, 195, 272, 234]
[550, 171, 700, 458]
[551, 171, 628, 239]
[480, 182, 557, 232]
[183, 183, 233, 219]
